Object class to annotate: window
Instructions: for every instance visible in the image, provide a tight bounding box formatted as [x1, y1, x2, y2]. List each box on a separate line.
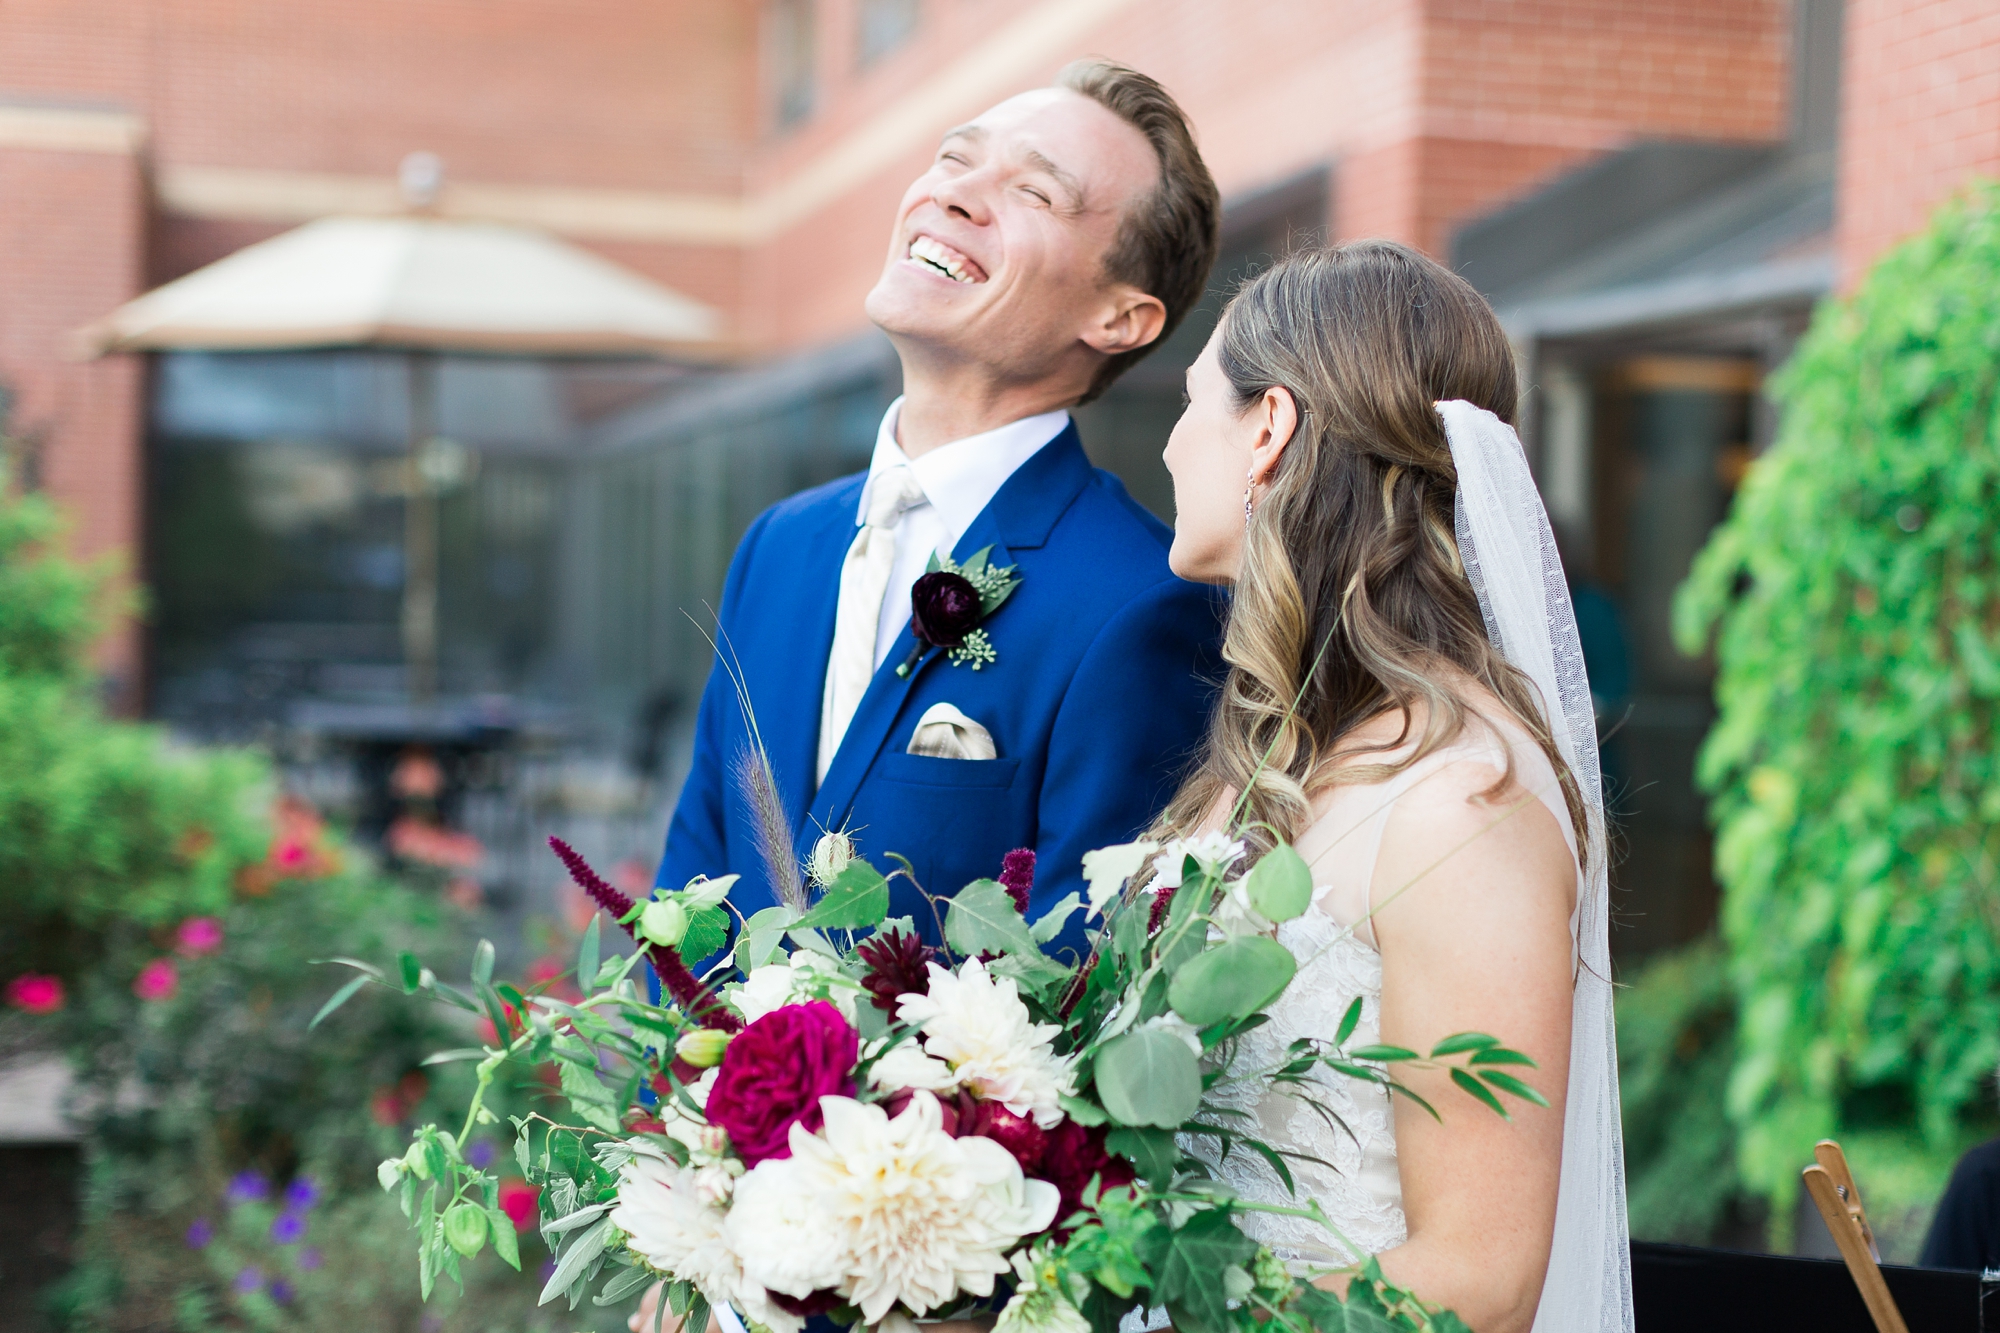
[857, 0, 919, 67]
[767, 0, 816, 131]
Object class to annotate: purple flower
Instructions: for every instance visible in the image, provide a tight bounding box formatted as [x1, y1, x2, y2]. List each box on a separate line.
[269, 1279, 295, 1305]
[185, 1217, 214, 1249]
[465, 1140, 496, 1169]
[296, 1247, 323, 1271]
[270, 1211, 308, 1245]
[424, 1314, 446, 1332]
[226, 1170, 270, 1205]
[999, 848, 1036, 914]
[282, 1175, 321, 1211]
[909, 571, 983, 649]
[234, 1268, 264, 1295]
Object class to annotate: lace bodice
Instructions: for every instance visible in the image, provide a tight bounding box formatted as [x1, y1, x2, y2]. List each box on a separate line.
[1187, 901, 1405, 1267]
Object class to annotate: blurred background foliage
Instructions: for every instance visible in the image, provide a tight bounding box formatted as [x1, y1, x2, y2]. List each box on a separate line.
[0, 458, 624, 1331]
[1652, 178, 2000, 1249]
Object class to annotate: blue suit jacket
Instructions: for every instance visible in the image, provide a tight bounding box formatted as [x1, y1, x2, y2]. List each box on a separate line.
[655, 423, 1222, 958]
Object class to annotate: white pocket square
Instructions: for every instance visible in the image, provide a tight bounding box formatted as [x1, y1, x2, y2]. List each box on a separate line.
[907, 703, 997, 760]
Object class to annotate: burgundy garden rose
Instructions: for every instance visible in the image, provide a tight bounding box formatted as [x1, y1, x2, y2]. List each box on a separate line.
[908, 571, 983, 649]
[1039, 1119, 1135, 1232]
[960, 1098, 1047, 1174]
[706, 1001, 857, 1166]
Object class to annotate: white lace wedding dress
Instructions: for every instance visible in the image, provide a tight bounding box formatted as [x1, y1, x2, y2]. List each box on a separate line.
[1126, 711, 1580, 1329]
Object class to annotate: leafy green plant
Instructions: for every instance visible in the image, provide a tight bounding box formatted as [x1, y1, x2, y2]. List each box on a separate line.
[1614, 936, 1756, 1243]
[1675, 180, 2000, 1233]
[0, 456, 619, 1330]
[0, 462, 268, 986]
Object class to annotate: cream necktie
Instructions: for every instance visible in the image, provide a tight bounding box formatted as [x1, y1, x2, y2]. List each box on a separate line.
[818, 465, 926, 782]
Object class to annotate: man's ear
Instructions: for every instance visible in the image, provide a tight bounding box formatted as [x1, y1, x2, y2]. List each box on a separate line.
[1079, 285, 1168, 357]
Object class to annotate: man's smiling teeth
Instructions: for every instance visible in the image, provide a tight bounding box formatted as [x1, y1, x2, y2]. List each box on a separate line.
[908, 235, 982, 283]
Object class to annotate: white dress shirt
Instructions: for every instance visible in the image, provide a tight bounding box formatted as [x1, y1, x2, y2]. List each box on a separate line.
[852, 397, 1069, 668]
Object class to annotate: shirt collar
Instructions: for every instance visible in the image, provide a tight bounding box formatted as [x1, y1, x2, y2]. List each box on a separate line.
[857, 396, 1070, 539]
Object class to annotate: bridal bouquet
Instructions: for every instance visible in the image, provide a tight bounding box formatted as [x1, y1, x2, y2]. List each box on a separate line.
[345, 829, 1543, 1333]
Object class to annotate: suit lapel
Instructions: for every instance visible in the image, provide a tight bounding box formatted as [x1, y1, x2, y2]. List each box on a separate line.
[803, 424, 1095, 835]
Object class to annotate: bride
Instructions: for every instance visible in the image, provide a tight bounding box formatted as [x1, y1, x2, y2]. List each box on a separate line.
[635, 239, 1630, 1333]
[1150, 239, 1632, 1333]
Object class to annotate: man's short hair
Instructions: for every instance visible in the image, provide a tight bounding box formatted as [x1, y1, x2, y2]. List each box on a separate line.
[1056, 58, 1222, 404]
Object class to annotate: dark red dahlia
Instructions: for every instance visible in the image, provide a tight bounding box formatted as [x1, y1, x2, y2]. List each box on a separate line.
[999, 848, 1036, 914]
[856, 928, 936, 1013]
[1147, 885, 1175, 934]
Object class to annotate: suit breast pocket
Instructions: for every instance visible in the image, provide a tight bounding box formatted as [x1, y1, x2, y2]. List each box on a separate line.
[873, 752, 1023, 790]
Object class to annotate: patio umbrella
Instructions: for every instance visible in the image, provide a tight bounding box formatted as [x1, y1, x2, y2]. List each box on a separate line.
[81, 214, 724, 700]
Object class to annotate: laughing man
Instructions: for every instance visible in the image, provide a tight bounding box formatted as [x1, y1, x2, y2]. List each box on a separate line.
[655, 60, 1224, 951]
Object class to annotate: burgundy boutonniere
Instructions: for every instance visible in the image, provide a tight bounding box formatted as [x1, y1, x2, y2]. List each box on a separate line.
[895, 545, 1023, 677]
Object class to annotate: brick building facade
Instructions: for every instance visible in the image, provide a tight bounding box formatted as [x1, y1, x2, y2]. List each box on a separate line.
[1, 0, 1802, 704]
[1, 0, 1995, 949]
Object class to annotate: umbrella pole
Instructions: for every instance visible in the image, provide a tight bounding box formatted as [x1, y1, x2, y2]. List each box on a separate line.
[403, 352, 440, 704]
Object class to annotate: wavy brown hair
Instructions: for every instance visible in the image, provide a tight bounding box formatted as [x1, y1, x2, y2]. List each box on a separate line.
[1157, 240, 1589, 864]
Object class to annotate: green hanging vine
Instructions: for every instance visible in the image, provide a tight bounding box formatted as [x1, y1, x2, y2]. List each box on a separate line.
[1676, 181, 2000, 1223]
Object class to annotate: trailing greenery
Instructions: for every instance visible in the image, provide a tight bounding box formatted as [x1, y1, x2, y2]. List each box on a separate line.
[1675, 180, 2000, 1232]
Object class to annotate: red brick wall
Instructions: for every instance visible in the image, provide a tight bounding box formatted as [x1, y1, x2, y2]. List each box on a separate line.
[737, 0, 1792, 349]
[0, 0, 1806, 699]
[1838, 0, 2000, 285]
[0, 142, 148, 704]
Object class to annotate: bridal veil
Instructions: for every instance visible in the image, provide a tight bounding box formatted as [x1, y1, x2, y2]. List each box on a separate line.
[1436, 399, 1635, 1333]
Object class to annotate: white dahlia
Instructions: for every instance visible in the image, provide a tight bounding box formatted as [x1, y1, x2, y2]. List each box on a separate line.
[729, 950, 856, 1024]
[729, 1093, 1060, 1324]
[897, 958, 1076, 1128]
[866, 1037, 961, 1097]
[610, 1151, 801, 1333]
[719, 1153, 851, 1301]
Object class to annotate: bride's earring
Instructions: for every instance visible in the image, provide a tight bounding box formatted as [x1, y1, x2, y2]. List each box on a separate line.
[1243, 469, 1256, 527]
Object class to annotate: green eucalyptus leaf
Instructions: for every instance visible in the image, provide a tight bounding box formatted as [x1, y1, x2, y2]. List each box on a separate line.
[1167, 935, 1296, 1027]
[471, 939, 495, 987]
[1244, 843, 1313, 922]
[1094, 1027, 1202, 1128]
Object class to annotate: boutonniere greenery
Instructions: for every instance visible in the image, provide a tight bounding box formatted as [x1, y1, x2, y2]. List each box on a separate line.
[894, 545, 1022, 677]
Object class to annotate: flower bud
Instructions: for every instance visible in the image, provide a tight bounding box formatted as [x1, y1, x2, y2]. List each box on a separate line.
[674, 1028, 732, 1068]
[639, 898, 689, 948]
[442, 1201, 488, 1257]
[808, 831, 855, 886]
[404, 1141, 431, 1180]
